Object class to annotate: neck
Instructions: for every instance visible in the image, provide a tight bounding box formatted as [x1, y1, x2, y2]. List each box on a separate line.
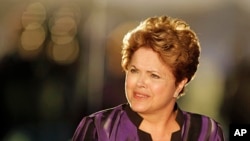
[137, 102, 180, 141]
[139, 109, 179, 141]
[138, 102, 178, 129]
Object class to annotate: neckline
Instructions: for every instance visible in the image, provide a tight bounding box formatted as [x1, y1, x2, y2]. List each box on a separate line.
[124, 103, 184, 141]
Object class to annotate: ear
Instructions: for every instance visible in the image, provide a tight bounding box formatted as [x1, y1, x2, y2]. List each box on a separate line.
[173, 78, 188, 98]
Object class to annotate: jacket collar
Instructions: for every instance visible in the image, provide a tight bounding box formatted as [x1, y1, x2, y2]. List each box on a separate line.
[124, 103, 183, 141]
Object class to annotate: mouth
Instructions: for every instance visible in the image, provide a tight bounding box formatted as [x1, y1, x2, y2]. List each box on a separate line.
[133, 92, 150, 100]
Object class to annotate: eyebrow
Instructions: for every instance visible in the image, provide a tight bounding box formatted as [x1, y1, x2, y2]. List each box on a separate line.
[129, 65, 160, 74]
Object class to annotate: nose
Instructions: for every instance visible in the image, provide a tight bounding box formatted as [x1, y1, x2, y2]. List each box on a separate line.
[136, 74, 147, 88]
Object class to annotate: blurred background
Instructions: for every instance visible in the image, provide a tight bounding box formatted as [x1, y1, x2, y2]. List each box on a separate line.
[0, 0, 249, 140]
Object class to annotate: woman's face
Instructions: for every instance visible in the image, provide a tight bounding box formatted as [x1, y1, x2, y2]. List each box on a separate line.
[125, 47, 185, 115]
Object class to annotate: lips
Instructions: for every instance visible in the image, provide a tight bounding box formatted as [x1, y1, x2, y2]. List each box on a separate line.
[133, 92, 150, 99]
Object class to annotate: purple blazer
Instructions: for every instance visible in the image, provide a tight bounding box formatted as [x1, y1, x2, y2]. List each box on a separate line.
[72, 103, 225, 141]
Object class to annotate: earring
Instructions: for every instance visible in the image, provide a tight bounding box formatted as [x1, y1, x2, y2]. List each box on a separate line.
[174, 93, 185, 99]
[173, 92, 179, 98]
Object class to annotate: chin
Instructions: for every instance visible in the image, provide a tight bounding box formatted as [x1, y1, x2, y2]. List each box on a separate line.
[129, 102, 149, 113]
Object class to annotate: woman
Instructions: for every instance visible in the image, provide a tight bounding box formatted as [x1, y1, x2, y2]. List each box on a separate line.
[72, 16, 225, 141]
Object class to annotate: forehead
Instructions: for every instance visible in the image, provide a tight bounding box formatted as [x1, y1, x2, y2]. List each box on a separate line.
[130, 47, 173, 73]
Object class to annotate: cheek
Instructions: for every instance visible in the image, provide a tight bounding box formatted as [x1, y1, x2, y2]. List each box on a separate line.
[125, 76, 135, 101]
[151, 83, 175, 96]
[125, 74, 135, 90]
[151, 84, 165, 93]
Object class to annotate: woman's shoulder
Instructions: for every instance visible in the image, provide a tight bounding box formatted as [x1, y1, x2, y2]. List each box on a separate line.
[72, 104, 128, 140]
[182, 110, 221, 126]
[180, 110, 225, 140]
[80, 103, 127, 124]
[88, 103, 126, 118]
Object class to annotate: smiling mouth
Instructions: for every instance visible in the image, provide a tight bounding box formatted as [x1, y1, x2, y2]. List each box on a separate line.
[134, 92, 150, 99]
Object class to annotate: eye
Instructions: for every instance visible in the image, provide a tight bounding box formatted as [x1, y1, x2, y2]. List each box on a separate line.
[151, 73, 160, 79]
[129, 68, 138, 73]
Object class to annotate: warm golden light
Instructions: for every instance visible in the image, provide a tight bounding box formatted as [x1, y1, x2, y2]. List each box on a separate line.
[50, 16, 77, 45]
[47, 39, 79, 65]
[19, 2, 47, 58]
[20, 25, 46, 51]
[46, 1, 81, 65]
[21, 2, 46, 30]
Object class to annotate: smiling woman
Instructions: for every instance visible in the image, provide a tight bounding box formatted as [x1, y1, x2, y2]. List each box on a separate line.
[72, 15, 225, 141]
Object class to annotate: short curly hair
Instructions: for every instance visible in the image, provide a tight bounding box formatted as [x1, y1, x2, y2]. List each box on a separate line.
[121, 16, 201, 93]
